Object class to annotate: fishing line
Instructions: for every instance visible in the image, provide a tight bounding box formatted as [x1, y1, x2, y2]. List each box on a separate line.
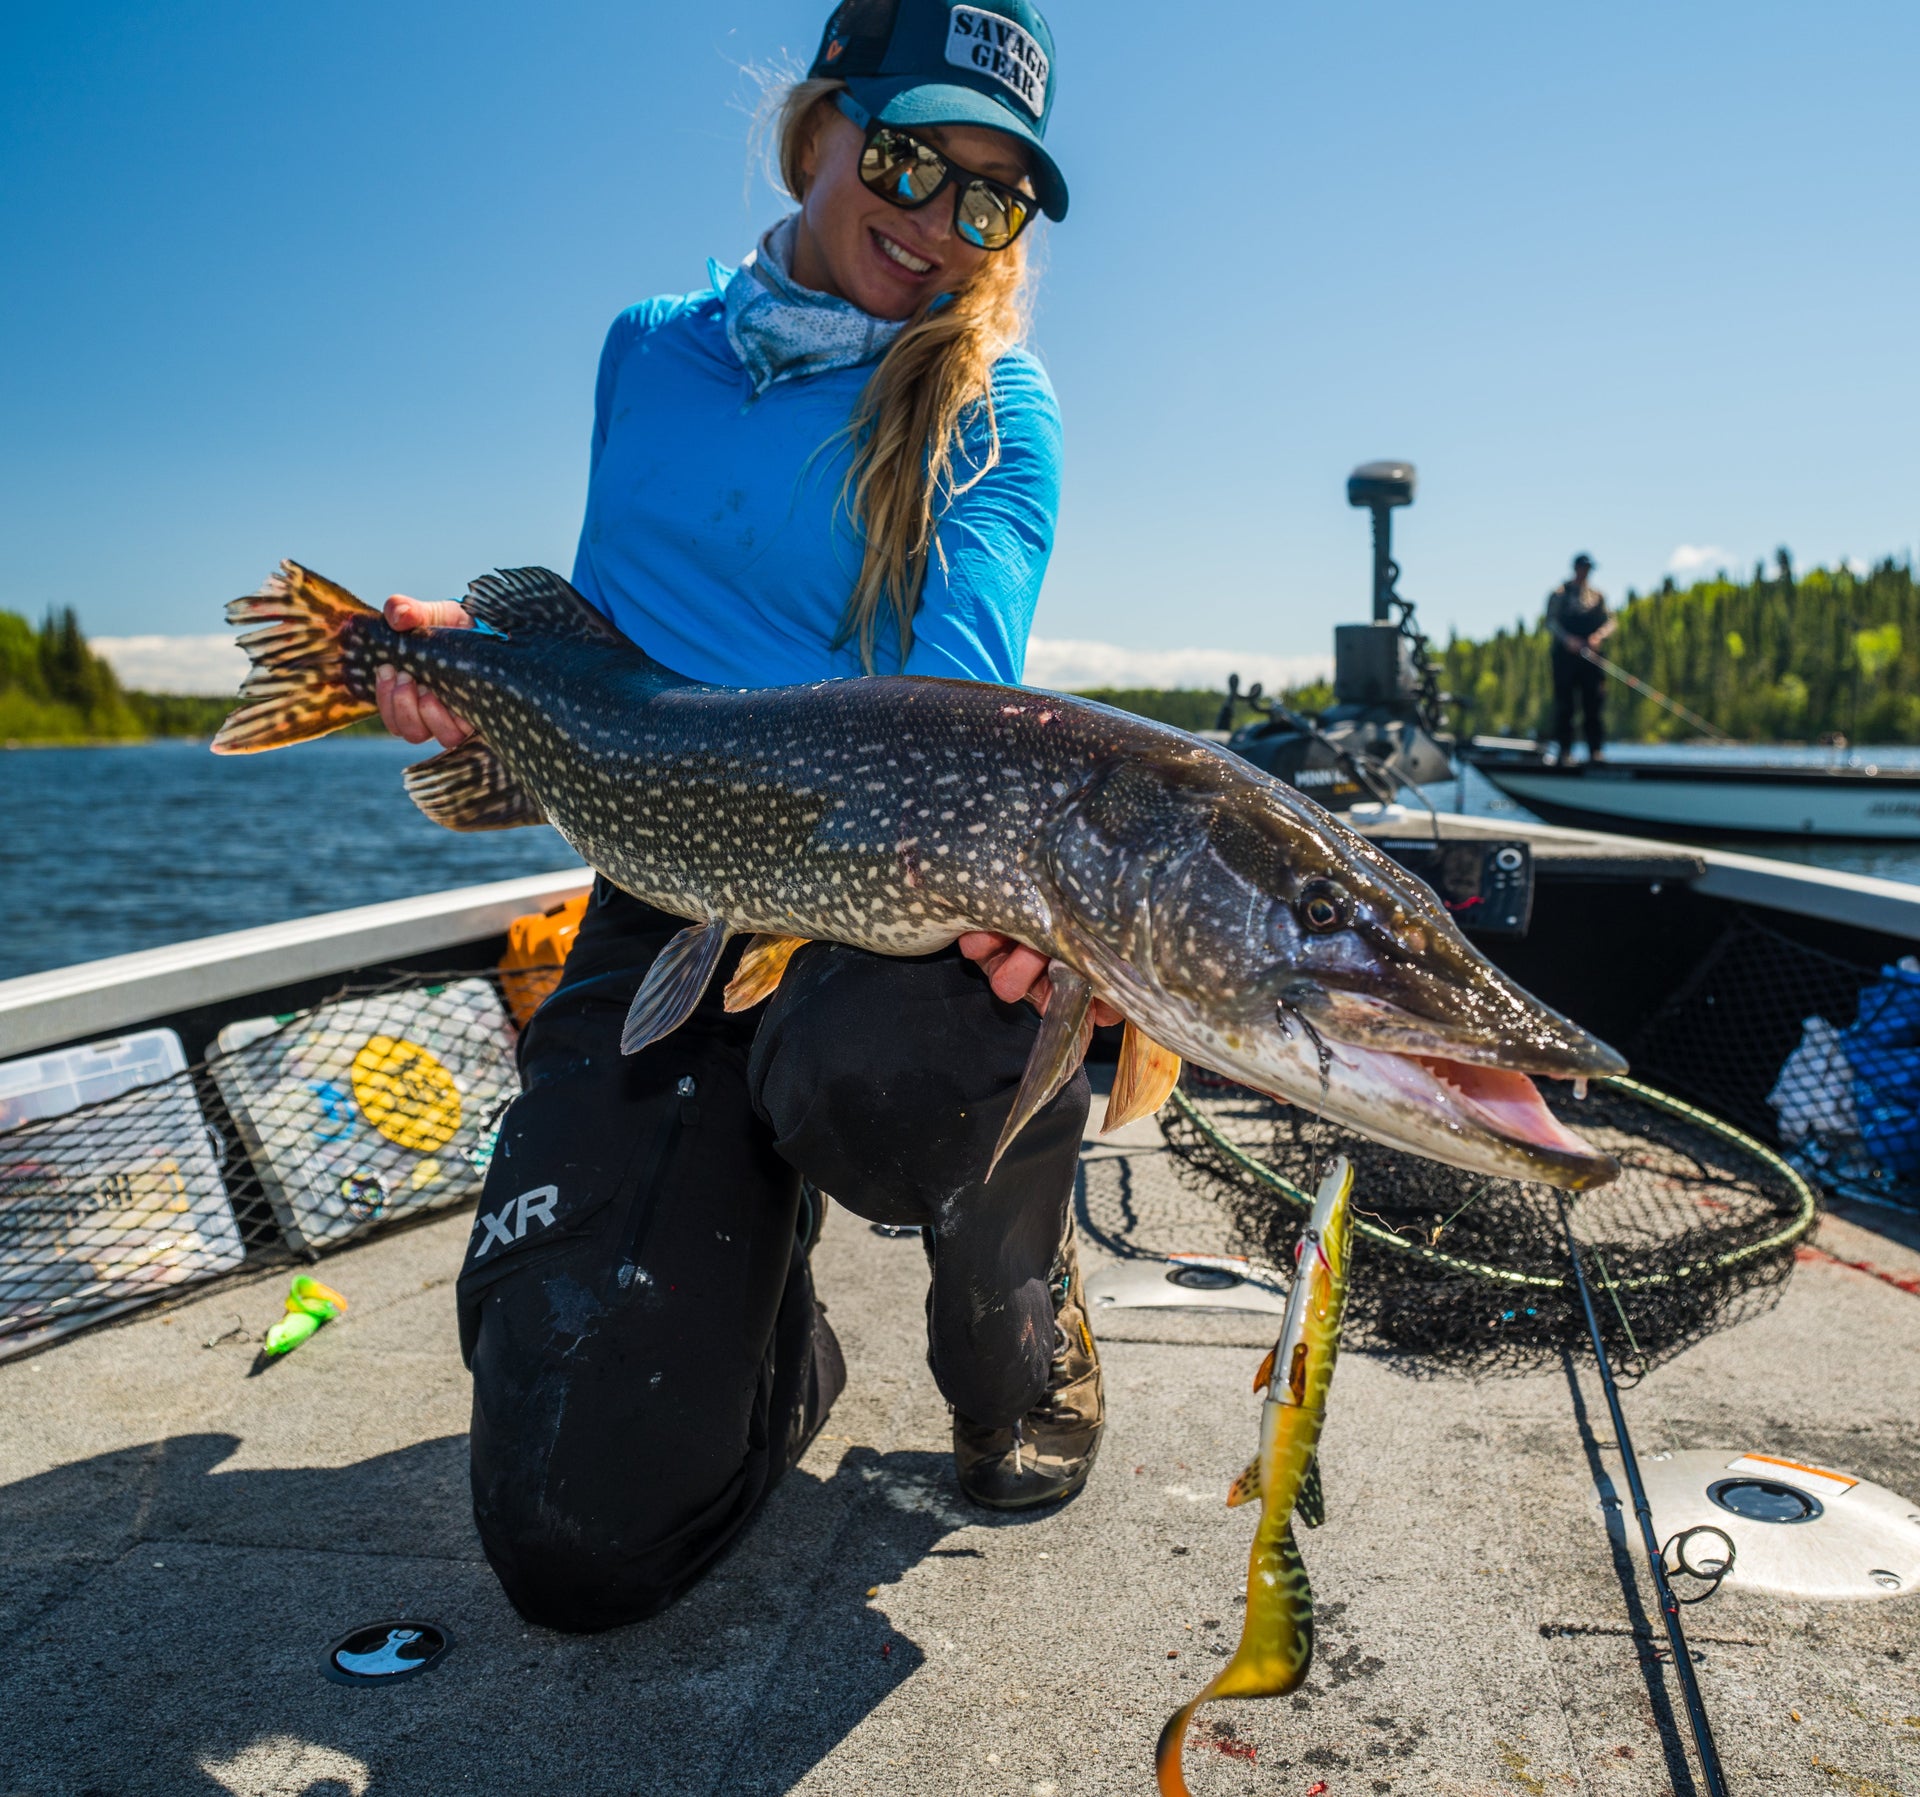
[1576, 645, 1732, 744]
[1592, 1246, 1651, 1387]
[1558, 1193, 1730, 1797]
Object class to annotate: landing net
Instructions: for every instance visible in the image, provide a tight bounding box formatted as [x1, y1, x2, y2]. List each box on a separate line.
[1159, 1074, 1816, 1373]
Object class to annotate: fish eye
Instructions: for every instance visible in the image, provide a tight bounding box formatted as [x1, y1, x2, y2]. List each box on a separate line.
[1299, 879, 1352, 933]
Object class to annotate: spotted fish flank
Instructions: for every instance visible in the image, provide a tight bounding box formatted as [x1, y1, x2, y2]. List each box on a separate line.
[1155, 1159, 1357, 1796]
[215, 562, 1629, 1187]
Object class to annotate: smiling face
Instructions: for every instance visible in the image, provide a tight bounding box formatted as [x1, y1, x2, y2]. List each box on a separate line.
[788, 101, 1034, 319]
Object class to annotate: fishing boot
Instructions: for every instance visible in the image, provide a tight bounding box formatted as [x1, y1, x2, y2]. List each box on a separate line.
[953, 1227, 1104, 1509]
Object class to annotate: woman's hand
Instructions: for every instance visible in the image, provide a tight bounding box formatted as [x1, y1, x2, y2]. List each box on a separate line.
[957, 933, 1124, 1028]
[376, 595, 475, 748]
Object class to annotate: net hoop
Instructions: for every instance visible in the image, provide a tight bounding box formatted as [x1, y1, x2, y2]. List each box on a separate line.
[1164, 1075, 1818, 1294]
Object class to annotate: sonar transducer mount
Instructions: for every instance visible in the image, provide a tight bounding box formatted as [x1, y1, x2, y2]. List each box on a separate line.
[1224, 459, 1454, 813]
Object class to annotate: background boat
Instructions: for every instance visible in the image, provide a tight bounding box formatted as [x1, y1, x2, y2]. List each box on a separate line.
[1465, 738, 1920, 840]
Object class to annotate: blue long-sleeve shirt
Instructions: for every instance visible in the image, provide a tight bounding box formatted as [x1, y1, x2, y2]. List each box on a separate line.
[569, 278, 1062, 688]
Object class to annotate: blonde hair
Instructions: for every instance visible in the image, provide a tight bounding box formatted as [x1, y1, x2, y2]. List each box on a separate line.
[774, 77, 1037, 671]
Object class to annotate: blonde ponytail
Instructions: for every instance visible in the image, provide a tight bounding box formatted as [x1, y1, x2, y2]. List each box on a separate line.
[773, 77, 1037, 671]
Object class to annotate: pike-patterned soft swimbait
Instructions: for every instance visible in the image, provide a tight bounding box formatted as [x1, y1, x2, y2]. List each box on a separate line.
[1156, 1158, 1355, 1795]
[215, 564, 1624, 1186]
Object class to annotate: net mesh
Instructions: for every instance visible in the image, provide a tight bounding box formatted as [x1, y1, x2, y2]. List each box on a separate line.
[1627, 915, 1920, 1213]
[1158, 1072, 1817, 1374]
[0, 974, 518, 1350]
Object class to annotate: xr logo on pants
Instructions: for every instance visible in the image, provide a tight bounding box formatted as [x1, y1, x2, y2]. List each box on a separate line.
[473, 1185, 559, 1258]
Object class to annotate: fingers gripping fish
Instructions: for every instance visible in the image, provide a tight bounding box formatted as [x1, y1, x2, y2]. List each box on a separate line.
[214, 564, 1627, 1188]
[1155, 1159, 1356, 1796]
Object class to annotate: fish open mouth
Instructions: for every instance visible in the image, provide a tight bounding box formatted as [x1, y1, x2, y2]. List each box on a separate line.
[1412, 1056, 1602, 1160]
[1298, 1046, 1621, 1189]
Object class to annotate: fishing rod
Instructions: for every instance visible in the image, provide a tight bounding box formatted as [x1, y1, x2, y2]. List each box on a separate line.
[1558, 1196, 1731, 1797]
[1574, 643, 1732, 744]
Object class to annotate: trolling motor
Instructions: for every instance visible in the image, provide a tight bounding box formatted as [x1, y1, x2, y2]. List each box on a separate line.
[1224, 460, 1454, 809]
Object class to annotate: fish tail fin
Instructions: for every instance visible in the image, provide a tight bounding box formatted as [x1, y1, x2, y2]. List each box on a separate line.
[1153, 1695, 1204, 1796]
[211, 562, 384, 753]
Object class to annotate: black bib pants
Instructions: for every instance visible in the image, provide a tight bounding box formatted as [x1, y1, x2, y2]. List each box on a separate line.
[454, 879, 1088, 1632]
[1551, 643, 1606, 757]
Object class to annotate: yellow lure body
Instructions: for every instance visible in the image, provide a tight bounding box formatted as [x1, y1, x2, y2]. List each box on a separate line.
[1155, 1159, 1355, 1795]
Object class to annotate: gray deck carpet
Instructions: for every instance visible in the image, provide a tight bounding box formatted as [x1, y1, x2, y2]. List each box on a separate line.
[4, 1081, 1917, 1796]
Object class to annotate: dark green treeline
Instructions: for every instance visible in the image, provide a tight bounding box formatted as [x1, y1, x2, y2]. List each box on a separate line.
[0, 608, 144, 741]
[0, 608, 235, 743]
[1443, 556, 1920, 743]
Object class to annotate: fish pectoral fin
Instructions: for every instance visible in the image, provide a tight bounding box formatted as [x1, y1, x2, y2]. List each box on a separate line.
[723, 934, 811, 1012]
[1102, 1020, 1182, 1133]
[1295, 1453, 1326, 1530]
[1225, 1454, 1263, 1507]
[1252, 1345, 1276, 1394]
[460, 567, 626, 643]
[621, 919, 730, 1055]
[402, 737, 548, 831]
[987, 964, 1093, 1179]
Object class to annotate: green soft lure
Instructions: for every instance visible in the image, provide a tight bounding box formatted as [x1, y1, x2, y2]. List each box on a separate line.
[1155, 1158, 1355, 1796]
[262, 1275, 349, 1357]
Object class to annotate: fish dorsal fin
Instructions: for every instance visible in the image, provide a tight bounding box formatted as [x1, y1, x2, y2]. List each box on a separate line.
[461, 568, 625, 643]
[1102, 1020, 1182, 1132]
[987, 964, 1093, 1178]
[402, 737, 547, 831]
[1295, 1453, 1326, 1529]
[621, 919, 730, 1055]
[724, 934, 811, 1012]
[1225, 1454, 1262, 1508]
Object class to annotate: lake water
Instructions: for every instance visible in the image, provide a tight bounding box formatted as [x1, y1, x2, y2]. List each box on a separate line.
[0, 739, 583, 983]
[3, 737, 1918, 986]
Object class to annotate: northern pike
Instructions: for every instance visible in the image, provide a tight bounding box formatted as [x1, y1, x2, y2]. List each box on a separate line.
[1156, 1158, 1356, 1795]
[214, 563, 1624, 1185]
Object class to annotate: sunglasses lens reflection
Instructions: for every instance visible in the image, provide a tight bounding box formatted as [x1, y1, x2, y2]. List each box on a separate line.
[859, 127, 1030, 251]
[863, 130, 946, 205]
[958, 185, 1026, 250]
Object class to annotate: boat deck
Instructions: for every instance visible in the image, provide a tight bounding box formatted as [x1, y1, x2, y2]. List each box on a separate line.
[4, 1079, 1918, 1797]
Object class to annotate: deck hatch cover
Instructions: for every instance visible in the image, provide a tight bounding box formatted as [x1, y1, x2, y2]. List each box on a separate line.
[1708, 1476, 1823, 1524]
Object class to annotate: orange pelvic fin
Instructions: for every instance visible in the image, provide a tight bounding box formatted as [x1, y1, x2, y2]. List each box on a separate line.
[723, 934, 811, 1012]
[1102, 1020, 1182, 1133]
[1252, 1345, 1276, 1394]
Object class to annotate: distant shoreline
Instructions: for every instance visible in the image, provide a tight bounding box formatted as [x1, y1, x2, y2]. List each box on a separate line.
[0, 717, 391, 750]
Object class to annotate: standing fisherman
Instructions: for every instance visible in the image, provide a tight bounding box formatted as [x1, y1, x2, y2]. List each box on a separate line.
[372, 0, 1104, 1632]
[1547, 552, 1615, 763]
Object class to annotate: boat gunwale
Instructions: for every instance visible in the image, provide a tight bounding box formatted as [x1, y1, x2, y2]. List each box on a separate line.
[0, 867, 592, 1059]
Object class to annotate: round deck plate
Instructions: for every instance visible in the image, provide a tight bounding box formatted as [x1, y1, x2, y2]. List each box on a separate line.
[323, 1620, 453, 1685]
[1085, 1256, 1287, 1315]
[1638, 1452, 1920, 1600]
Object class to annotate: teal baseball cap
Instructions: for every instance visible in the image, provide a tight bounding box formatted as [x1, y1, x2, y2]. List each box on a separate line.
[808, 0, 1068, 221]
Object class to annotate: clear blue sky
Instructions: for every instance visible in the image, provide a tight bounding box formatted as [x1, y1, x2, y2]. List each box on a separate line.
[3, 0, 1915, 657]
